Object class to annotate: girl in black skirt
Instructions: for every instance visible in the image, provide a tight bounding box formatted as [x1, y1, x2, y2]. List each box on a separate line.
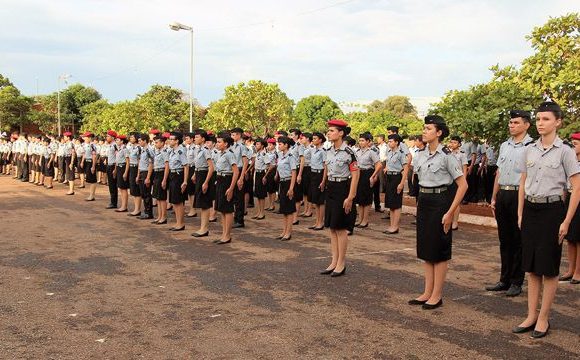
[213, 133, 239, 244]
[300, 133, 313, 217]
[115, 135, 130, 212]
[321, 119, 360, 277]
[383, 134, 409, 234]
[513, 102, 580, 338]
[165, 132, 189, 231]
[409, 115, 467, 309]
[561, 132, 580, 284]
[191, 130, 215, 237]
[251, 138, 268, 220]
[264, 138, 278, 211]
[308, 132, 326, 230]
[276, 136, 297, 241]
[354, 133, 382, 228]
[42, 137, 55, 188]
[151, 135, 169, 224]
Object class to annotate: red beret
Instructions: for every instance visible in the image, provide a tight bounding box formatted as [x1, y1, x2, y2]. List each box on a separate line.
[149, 129, 160, 135]
[266, 138, 276, 144]
[81, 131, 93, 137]
[571, 132, 580, 141]
[162, 132, 171, 139]
[327, 119, 348, 127]
[63, 131, 72, 137]
[106, 130, 117, 137]
[116, 134, 127, 140]
[207, 130, 214, 136]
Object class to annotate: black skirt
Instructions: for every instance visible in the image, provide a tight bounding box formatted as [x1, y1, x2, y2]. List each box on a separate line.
[266, 170, 277, 194]
[302, 166, 311, 200]
[309, 171, 325, 205]
[116, 166, 129, 189]
[565, 194, 580, 243]
[385, 173, 403, 209]
[324, 180, 356, 231]
[168, 171, 187, 205]
[254, 171, 268, 199]
[243, 171, 254, 194]
[215, 175, 234, 213]
[279, 180, 296, 215]
[152, 170, 167, 200]
[129, 166, 141, 196]
[84, 161, 97, 183]
[43, 158, 55, 177]
[186, 165, 196, 196]
[416, 191, 453, 262]
[521, 200, 565, 277]
[294, 170, 304, 202]
[64, 157, 75, 181]
[97, 157, 107, 172]
[355, 169, 374, 206]
[194, 170, 214, 209]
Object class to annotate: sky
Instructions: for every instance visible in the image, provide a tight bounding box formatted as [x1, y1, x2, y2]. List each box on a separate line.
[1, 0, 578, 114]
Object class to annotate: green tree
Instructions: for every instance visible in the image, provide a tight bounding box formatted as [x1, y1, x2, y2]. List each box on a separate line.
[204, 80, 294, 135]
[367, 95, 417, 117]
[0, 84, 33, 132]
[293, 95, 343, 132]
[345, 110, 423, 138]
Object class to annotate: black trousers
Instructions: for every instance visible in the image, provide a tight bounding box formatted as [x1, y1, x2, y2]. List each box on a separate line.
[465, 163, 480, 202]
[234, 184, 245, 225]
[484, 165, 497, 204]
[107, 165, 118, 207]
[58, 157, 65, 182]
[372, 174, 381, 210]
[138, 171, 153, 216]
[494, 189, 524, 286]
[21, 156, 29, 179]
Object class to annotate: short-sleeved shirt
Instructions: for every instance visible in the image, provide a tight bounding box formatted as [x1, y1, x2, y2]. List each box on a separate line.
[83, 143, 96, 160]
[277, 152, 297, 179]
[484, 144, 497, 166]
[474, 144, 485, 165]
[63, 142, 74, 157]
[167, 146, 187, 171]
[231, 141, 247, 168]
[378, 143, 388, 162]
[254, 150, 268, 171]
[153, 148, 168, 170]
[264, 150, 278, 169]
[194, 146, 212, 170]
[303, 145, 313, 166]
[496, 134, 534, 186]
[127, 143, 141, 165]
[517, 137, 580, 197]
[75, 144, 83, 157]
[107, 143, 118, 165]
[451, 150, 468, 168]
[186, 144, 198, 166]
[290, 143, 304, 169]
[412, 144, 463, 187]
[325, 142, 357, 178]
[386, 147, 406, 173]
[310, 146, 326, 170]
[356, 147, 380, 170]
[138, 145, 154, 171]
[116, 146, 127, 166]
[461, 142, 477, 163]
[215, 149, 236, 173]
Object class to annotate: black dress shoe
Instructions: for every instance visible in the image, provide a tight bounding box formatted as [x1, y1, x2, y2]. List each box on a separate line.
[485, 282, 510, 291]
[191, 231, 209, 237]
[66, 192, 75, 195]
[308, 225, 316, 229]
[558, 274, 573, 281]
[382, 229, 399, 234]
[571, 278, 580, 284]
[320, 268, 335, 275]
[156, 219, 167, 225]
[356, 223, 368, 228]
[408, 299, 427, 305]
[139, 215, 154, 220]
[292, 220, 300, 225]
[115, 209, 128, 213]
[422, 299, 443, 310]
[105, 204, 117, 209]
[215, 239, 231, 245]
[531, 323, 550, 339]
[275, 235, 284, 240]
[347, 230, 353, 236]
[280, 235, 292, 241]
[512, 322, 536, 334]
[209, 218, 217, 223]
[312, 227, 324, 231]
[330, 267, 347, 277]
[505, 284, 522, 297]
[168, 226, 185, 231]
[232, 223, 245, 229]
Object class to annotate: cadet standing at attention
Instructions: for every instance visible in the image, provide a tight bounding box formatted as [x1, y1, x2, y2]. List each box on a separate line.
[448, 135, 469, 231]
[81, 132, 98, 201]
[191, 130, 215, 237]
[308, 132, 327, 231]
[184, 132, 198, 218]
[230, 128, 248, 228]
[63, 132, 76, 195]
[105, 130, 118, 209]
[320, 119, 359, 277]
[114, 134, 130, 212]
[127, 133, 143, 216]
[275, 136, 297, 241]
[487, 110, 534, 297]
[137, 133, 154, 220]
[213, 132, 239, 244]
[151, 135, 169, 225]
[251, 138, 269, 220]
[408, 115, 467, 310]
[383, 134, 408, 234]
[355, 132, 382, 229]
[561, 132, 580, 284]
[165, 132, 189, 231]
[512, 101, 580, 339]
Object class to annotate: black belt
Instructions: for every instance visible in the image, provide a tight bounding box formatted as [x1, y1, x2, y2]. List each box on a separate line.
[217, 172, 232, 177]
[499, 185, 519, 191]
[419, 186, 448, 194]
[386, 171, 401, 175]
[154, 169, 164, 172]
[255, 169, 266, 173]
[85, 160, 93, 163]
[311, 169, 323, 173]
[195, 168, 208, 172]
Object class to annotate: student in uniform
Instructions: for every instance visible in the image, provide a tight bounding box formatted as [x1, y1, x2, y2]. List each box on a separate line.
[42, 137, 55, 189]
[300, 133, 314, 217]
[264, 138, 278, 211]
[151, 135, 169, 224]
[289, 129, 305, 223]
[230, 128, 248, 228]
[184, 132, 198, 218]
[275, 136, 298, 241]
[80, 132, 98, 201]
[355, 133, 382, 228]
[136, 134, 154, 220]
[512, 101, 580, 338]
[205, 132, 219, 223]
[213, 132, 239, 244]
[98, 136, 108, 185]
[164, 132, 189, 231]
[242, 133, 256, 213]
[408, 115, 467, 310]
[383, 134, 409, 234]
[251, 138, 269, 220]
[448, 136, 469, 231]
[191, 130, 215, 237]
[308, 132, 327, 231]
[114, 134, 130, 212]
[74, 138, 85, 188]
[127, 133, 143, 216]
[104, 130, 118, 209]
[561, 132, 580, 284]
[487, 111, 534, 297]
[62, 132, 76, 195]
[320, 119, 359, 277]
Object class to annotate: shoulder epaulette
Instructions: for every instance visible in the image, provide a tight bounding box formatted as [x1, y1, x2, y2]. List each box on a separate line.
[177, 149, 182, 155]
[524, 140, 535, 146]
[345, 147, 355, 155]
[563, 139, 574, 149]
[399, 149, 404, 154]
[460, 150, 465, 153]
[417, 147, 426, 152]
[442, 147, 451, 154]
[228, 148, 234, 153]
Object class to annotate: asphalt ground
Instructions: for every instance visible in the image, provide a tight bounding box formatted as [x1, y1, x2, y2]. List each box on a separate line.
[0, 176, 578, 359]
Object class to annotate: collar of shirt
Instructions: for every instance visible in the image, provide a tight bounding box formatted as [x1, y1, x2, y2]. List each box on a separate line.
[534, 136, 563, 152]
[331, 142, 347, 153]
[507, 134, 533, 146]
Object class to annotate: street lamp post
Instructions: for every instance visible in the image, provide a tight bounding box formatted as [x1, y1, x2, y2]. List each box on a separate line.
[57, 74, 71, 136]
[169, 21, 194, 133]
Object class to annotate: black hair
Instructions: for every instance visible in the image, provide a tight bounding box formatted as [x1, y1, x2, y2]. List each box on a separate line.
[450, 135, 462, 143]
[119, 137, 129, 144]
[536, 101, 563, 120]
[387, 126, 399, 133]
[230, 127, 244, 135]
[276, 130, 288, 137]
[138, 133, 149, 142]
[434, 124, 450, 142]
[387, 134, 402, 144]
[289, 128, 302, 137]
[195, 130, 208, 141]
[329, 125, 351, 139]
[255, 137, 267, 147]
[301, 132, 313, 142]
[345, 136, 356, 146]
[312, 132, 326, 143]
[277, 136, 295, 147]
[376, 134, 385, 141]
[153, 135, 166, 143]
[359, 133, 373, 141]
[217, 132, 234, 147]
[170, 131, 183, 144]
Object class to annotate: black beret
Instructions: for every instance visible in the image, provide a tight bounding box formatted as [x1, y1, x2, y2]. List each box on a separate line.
[425, 115, 445, 125]
[509, 110, 531, 120]
[450, 135, 462, 143]
[536, 101, 562, 114]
